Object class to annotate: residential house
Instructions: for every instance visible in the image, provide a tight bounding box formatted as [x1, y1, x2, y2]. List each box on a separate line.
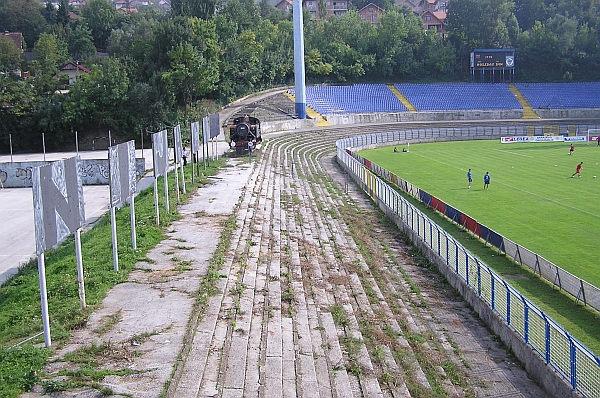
[395, 0, 446, 13]
[395, 0, 421, 13]
[60, 61, 91, 85]
[421, 10, 446, 36]
[2, 32, 23, 52]
[274, 0, 293, 12]
[158, 0, 170, 10]
[358, 3, 384, 24]
[302, 0, 348, 19]
[69, 0, 86, 7]
[1, 32, 23, 77]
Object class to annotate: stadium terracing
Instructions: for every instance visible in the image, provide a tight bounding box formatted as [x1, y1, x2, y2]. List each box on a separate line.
[287, 82, 600, 121]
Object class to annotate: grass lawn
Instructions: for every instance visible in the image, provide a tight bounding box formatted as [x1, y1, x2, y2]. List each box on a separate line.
[360, 139, 600, 289]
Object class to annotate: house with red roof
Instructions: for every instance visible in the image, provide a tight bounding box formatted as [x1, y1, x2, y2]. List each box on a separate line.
[60, 61, 91, 85]
[358, 3, 384, 24]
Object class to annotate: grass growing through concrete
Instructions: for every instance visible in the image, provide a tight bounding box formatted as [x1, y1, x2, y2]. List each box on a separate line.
[0, 159, 226, 398]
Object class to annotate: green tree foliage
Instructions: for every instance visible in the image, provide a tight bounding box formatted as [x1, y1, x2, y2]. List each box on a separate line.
[56, 0, 70, 27]
[0, 35, 22, 73]
[0, 78, 35, 151]
[82, 0, 118, 50]
[306, 11, 375, 82]
[0, 0, 47, 48]
[31, 33, 69, 95]
[3, 0, 600, 156]
[171, 0, 217, 19]
[63, 57, 131, 133]
[68, 21, 97, 60]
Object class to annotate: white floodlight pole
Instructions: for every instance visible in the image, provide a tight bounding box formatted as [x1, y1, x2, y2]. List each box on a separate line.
[293, 0, 307, 119]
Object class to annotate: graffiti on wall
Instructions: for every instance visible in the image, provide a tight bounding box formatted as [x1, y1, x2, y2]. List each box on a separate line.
[0, 159, 145, 188]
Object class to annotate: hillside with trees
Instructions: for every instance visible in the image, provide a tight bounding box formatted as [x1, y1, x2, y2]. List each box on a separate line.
[0, 0, 599, 151]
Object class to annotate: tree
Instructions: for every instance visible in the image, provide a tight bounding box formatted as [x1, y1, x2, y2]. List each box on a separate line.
[162, 42, 219, 109]
[0, 0, 47, 48]
[370, 11, 413, 79]
[56, 0, 70, 27]
[68, 21, 97, 60]
[317, 0, 327, 20]
[63, 57, 131, 132]
[82, 0, 118, 50]
[42, 0, 56, 25]
[447, 0, 515, 73]
[171, 0, 217, 19]
[0, 35, 22, 74]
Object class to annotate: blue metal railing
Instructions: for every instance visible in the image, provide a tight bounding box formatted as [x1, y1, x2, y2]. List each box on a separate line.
[336, 126, 600, 397]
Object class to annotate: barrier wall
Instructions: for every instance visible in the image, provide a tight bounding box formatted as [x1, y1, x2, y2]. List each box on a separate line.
[0, 159, 146, 188]
[324, 109, 600, 125]
[336, 126, 600, 397]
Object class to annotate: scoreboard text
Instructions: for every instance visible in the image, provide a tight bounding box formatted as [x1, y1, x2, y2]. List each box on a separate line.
[471, 50, 515, 69]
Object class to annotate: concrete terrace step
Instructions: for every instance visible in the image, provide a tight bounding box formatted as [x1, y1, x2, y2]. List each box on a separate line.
[167, 126, 548, 398]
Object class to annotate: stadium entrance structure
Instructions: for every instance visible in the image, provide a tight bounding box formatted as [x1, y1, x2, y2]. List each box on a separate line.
[470, 48, 515, 83]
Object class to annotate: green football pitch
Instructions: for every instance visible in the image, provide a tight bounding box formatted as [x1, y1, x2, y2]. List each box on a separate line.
[359, 139, 600, 289]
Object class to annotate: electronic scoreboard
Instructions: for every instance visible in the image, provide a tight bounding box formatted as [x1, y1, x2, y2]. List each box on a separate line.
[471, 49, 515, 69]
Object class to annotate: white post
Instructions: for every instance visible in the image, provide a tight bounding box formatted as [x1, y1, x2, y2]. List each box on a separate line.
[130, 196, 137, 249]
[75, 130, 79, 156]
[174, 157, 180, 203]
[37, 253, 51, 347]
[154, 177, 160, 226]
[111, 206, 119, 271]
[180, 161, 186, 194]
[42, 133, 46, 162]
[74, 229, 86, 309]
[164, 169, 170, 212]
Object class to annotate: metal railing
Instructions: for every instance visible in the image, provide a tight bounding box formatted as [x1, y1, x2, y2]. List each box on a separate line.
[336, 126, 600, 397]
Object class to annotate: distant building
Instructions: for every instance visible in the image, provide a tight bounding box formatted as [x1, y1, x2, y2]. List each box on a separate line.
[114, 0, 138, 11]
[69, 0, 86, 7]
[2, 32, 23, 52]
[2, 32, 23, 77]
[396, 0, 446, 13]
[274, 0, 293, 12]
[302, 0, 348, 19]
[60, 61, 91, 85]
[358, 3, 384, 24]
[421, 10, 446, 35]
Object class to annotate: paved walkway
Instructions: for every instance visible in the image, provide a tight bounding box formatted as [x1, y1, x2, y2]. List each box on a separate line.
[23, 128, 547, 397]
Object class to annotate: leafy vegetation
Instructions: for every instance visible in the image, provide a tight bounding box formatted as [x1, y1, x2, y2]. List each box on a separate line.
[2, 0, 600, 152]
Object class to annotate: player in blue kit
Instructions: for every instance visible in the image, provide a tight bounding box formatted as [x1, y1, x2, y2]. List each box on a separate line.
[484, 172, 490, 189]
[467, 169, 472, 189]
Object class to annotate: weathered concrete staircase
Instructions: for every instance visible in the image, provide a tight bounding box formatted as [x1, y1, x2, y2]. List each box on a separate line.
[509, 83, 540, 119]
[166, 127, 545, 397]
[388, 84, 418, 112]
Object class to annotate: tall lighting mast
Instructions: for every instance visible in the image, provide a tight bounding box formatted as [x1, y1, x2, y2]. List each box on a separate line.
[293, 0, 307, 119]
